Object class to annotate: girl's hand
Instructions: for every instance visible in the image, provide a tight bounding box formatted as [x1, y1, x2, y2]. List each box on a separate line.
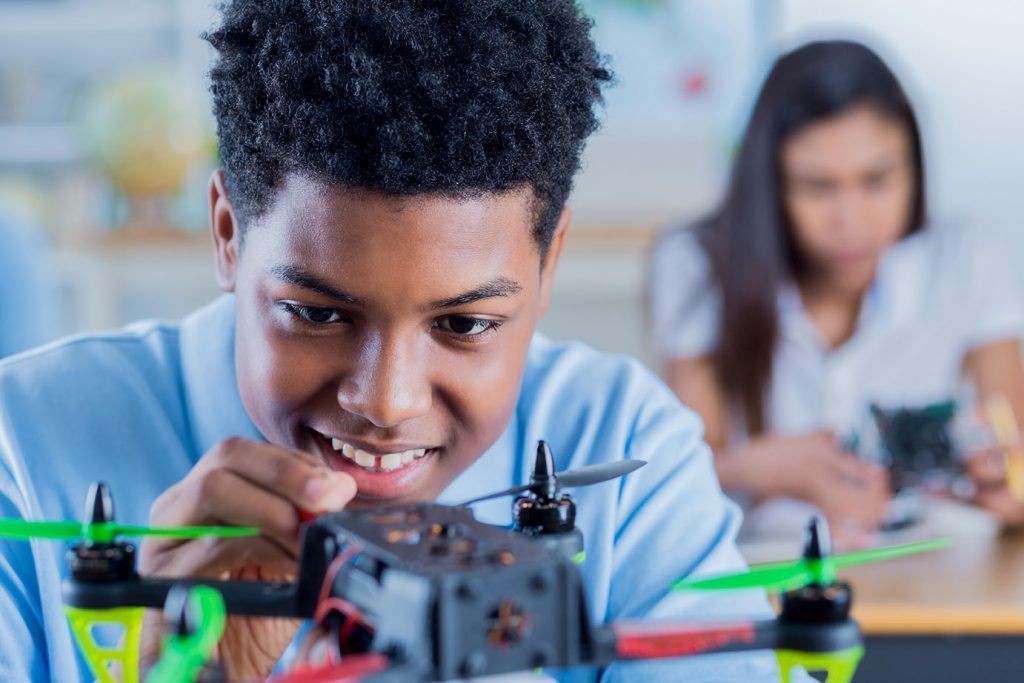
[723, 431, 891, 546]
[964, 444, 1024, 528]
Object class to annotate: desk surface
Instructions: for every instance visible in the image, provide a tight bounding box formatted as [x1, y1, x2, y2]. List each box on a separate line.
[843, 532, 1024, 634]
[742, 501, 1024, 635]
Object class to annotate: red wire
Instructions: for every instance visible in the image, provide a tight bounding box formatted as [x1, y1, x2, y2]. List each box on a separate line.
[265, 653, 391, 683]
[613, 621, 756, 659]
[317, 543, 362, 607]
[312, 544, 369, 663]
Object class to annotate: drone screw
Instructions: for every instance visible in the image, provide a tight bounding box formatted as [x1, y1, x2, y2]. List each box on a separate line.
[529, 572, 550, 594]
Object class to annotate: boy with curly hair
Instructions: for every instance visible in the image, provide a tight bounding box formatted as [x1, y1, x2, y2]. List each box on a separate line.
[0, 1, 780, 680]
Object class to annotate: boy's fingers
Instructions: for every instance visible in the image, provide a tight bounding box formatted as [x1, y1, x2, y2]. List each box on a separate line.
[196, 436, 324, 470]
[192, 469, 306, 553]
[144, 535, 297, 579]
[150, 440, 357, 552]
[154, 469, 302, 553]
[193, 437, 357, 512]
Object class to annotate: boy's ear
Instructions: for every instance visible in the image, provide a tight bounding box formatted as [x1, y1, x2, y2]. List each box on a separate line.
[539, 206, 571, 316]
[209, 169, 241, 292]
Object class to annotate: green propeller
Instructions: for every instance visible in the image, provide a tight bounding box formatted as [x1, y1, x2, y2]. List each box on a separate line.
[0, 482, 258, 545]
[673, 517, 950, 594]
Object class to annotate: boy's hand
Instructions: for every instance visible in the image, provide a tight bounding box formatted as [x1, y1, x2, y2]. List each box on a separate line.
[138, 437, 356, 680]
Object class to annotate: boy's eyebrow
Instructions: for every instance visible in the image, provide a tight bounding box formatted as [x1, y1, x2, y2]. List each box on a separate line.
[270, 265, 366, 305]
[429, 277, 523, 310]
[269, 266, 521, 309]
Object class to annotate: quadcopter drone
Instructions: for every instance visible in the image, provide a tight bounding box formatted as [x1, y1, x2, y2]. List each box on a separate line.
[0, 441, 949, 683]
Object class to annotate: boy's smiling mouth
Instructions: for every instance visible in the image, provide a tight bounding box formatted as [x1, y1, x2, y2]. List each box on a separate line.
[307, 428, 441, 500]
[329, 438, 429, 472]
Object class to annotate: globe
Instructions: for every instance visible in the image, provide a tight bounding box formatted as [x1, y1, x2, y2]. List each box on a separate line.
[80, 67, 211, 198]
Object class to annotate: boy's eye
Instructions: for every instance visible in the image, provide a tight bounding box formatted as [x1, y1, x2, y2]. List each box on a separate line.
[280, 302, 348, 325]
[436, 315, 498, 337]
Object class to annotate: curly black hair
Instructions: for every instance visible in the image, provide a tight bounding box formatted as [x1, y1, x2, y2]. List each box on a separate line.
[204, 0, 611, 252]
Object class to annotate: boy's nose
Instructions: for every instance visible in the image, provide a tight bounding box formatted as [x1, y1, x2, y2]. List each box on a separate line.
[336, 340, 433, 428]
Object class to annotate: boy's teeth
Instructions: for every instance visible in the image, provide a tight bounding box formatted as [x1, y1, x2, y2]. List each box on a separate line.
[380, 453, 402, 470]
[325, 435, 431, 471]
[353, 449, 375, 467]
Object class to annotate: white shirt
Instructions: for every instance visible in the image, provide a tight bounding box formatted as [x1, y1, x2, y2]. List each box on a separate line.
[648, 223, 1024, 443]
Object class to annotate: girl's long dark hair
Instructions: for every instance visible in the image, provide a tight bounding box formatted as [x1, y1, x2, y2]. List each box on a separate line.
[698, 40, 927, 435]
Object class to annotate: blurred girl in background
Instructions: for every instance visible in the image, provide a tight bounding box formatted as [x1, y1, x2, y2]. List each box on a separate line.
[649, 40, 1024, 544]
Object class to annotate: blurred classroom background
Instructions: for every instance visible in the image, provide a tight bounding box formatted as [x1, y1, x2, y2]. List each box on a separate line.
[3, 0, 1024, 367]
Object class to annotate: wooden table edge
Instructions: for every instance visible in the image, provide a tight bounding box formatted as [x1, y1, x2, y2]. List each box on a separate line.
[855, 605, 1024, 635]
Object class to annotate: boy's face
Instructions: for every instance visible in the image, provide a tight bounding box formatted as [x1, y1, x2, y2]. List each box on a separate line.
[210, 172, 566, 507]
